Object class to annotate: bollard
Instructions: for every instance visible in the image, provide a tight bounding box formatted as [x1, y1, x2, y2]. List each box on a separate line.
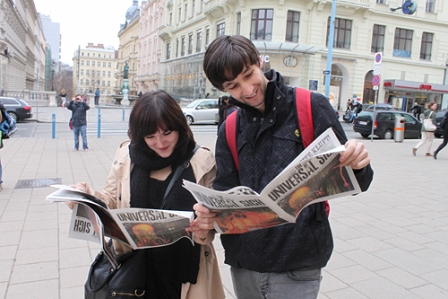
[394, 116, 405, 142]
[52, 113, 55, 139]
[97, 112, 101, 138]
[122, 106, 125, 121]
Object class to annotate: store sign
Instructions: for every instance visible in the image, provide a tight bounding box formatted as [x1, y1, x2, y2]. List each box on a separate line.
[420, 84, 432, 90]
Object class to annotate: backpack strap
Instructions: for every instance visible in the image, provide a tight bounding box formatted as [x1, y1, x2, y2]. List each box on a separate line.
[225, 110, 239, 171]
[294, 88, 314, 147]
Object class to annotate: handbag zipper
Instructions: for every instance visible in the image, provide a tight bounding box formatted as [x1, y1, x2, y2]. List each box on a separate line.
[111, 290, 145, 297]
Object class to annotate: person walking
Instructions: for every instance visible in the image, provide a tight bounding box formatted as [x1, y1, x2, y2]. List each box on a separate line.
[194, 35, 374, 299]
[413, 102, 437, 157]
[94, 88, 100, 105]
[411, 102, 422, 120]
[59, 89, 67, 107]
[68, 90, 224, 299]
[433, 109, 448, 159]
[67, 95, 90, 152]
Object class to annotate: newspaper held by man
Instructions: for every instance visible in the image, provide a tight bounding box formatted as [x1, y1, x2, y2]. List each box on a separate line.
[183, 127, 361, 234]
[46, 185, 195, 249]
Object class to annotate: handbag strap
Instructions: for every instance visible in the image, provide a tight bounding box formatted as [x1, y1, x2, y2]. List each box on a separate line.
[160, 143, 200, 209]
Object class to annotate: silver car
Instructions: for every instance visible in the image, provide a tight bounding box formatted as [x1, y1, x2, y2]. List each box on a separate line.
[182, 99, 219, 125]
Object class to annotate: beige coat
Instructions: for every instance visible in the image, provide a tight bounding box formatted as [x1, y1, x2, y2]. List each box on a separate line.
[81, 140, 225, 299]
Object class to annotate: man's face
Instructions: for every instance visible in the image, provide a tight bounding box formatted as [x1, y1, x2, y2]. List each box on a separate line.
[222, 60, 268, 113]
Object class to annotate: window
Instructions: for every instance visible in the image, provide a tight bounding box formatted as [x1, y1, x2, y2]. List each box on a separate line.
[217, 22, 225, 38]
[393, 28, 413, 58]
[420, 32, 433, 60]
[108, 62, 111, 68]
[86, 61, 90, 66]
[196, 31, 202, 52]
[376, 0, 386, 3]
[80, 69, 84, 76]
[103, 62, 106, 67]
[188, 34, 193, 54]
[107, 81, 110, 87]
[181, 37, 186, 56]
[205, 28, 209, 45]
[184, 3, 187, 21]
[86, 70, 90, 76]
[200, 0, 204, 13]
[426, 0, 435, 13]
[92, 61, 95, 67]
[169, 12, 173, 25]
[250, 9, 273, 41]
[102, 81, 105, 87]
[81, 60, 84, 66]
[236, 12, 241, 35]
[191, 0, 195, 17]
[286, 11, 300, 42]
[102, 71, 106, 76]
[327, 17, 352, 49]
[108, 71, 111, 77]
[166, 42, 171, 59]
[371, 24, 385, 53]
[178, 7, 181, 23]
[86, 79, 89, 86]
[80, 79, 84, 85]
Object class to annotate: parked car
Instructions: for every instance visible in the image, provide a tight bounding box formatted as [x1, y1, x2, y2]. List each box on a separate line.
[0, 97, 33, 121]
[363, 103, 396, 111]
[434, 109, 447, 138]
[182, 99, 219, 125]
[353, 110, 422, 139]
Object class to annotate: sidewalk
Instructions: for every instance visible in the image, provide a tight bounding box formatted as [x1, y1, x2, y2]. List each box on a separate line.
[1, 107, 448, 298]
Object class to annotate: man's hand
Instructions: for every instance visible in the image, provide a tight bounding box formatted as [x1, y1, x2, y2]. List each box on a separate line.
[339, 139, 370, 170]
[193, 203, 217, 231]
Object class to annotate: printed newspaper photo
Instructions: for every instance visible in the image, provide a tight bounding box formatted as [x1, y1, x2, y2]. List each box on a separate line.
[183, 128, 361, 234]
[46, 185, 195, 249]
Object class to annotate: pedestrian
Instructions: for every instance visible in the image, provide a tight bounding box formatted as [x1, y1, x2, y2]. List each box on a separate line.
[0, 104, 4, 191]
[59, 89, 67, 107]
[204, 92, 210, 99]
[413, 101, 437, 157]
[68, 90, 225, 299]
[433, 109, 448, 159]
[217, 96, 236, 133]
[411, 102, 422, 120]
[67, 95, 90, 152]
[94, 88, 100, 105]
[194, 35, 374, 299]
[346, 99, 352, 111]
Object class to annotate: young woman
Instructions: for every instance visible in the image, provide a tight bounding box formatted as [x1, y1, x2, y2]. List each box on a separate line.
[413, 101, 437, 157]
[70, 90, 224, 299]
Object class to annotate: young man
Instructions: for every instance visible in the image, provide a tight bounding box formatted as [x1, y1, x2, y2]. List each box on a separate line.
[194, 35, 374, 299]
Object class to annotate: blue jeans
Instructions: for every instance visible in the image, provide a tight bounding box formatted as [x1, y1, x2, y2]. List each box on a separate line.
[73, 125, 88, 150]
[230, 267, 322, 299]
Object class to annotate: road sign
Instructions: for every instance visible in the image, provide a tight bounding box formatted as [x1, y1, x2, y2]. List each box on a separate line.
[373, 85, 378, 91]
[374, 52, 382, 75]
[372, 74, 381, 86]
[323, 70, 330, 75]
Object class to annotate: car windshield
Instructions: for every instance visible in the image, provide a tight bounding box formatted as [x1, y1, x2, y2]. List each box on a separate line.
[357, 111, 374, 117]
[185, 100, 202, 108]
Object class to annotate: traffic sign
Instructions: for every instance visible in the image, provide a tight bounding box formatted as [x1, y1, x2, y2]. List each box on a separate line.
[372, 74, 381, 86]
[373, 52, 382, 75]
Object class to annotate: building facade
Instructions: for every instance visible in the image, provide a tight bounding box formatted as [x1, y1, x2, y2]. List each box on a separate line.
[117, 0, 141, 97]
[40, 14, 61, 72]
[72, 43, 117, 104]
[156, 0, 448, 111]
[135, 0, 164, 94]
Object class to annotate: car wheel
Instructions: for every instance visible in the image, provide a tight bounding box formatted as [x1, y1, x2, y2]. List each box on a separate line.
[361, 133, 369, 138]
[186, 115, 193, 125]
[8, 112, 18, 122]
[383, 130, 393, 139]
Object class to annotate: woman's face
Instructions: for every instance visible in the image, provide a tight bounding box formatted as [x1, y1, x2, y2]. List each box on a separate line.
[144, 129, 179, 158]
[430, 103, 437, 110]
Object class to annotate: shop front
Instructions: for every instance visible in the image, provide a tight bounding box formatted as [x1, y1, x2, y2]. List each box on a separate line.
[383, 79, 448, 112]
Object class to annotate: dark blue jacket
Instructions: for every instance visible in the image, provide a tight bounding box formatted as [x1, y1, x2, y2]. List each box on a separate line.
[67, 101, 90, 127]
[214, 69, 374, 272]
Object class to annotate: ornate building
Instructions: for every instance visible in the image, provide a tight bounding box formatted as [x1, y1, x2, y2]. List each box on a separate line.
[117, 0, 141, 97]
[135, 0, 164, 94]
[156, 0, 448, 110]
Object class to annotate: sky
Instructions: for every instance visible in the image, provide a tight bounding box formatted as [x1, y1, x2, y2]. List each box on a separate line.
[34, 0, 139, 66]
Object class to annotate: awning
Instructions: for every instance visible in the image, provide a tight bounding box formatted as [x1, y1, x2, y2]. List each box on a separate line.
[383, 79, 448, 94]
[252, 41, 323, 55]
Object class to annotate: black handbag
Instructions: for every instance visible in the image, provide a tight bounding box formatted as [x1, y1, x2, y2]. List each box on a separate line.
[84, 144, 200, 298]
[85, 240, 146, 298]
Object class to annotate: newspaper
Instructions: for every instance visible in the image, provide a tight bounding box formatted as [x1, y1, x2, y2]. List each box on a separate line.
[46, 185, 195, 250]
[183, 128, 361, 234]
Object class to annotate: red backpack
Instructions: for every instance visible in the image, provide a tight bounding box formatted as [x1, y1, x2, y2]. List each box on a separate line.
[225, 88, 330, 216]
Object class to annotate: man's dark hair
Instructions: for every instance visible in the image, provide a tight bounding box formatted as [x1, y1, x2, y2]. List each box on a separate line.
[128, 90, 194, 157]
[203, 35, 260, 91]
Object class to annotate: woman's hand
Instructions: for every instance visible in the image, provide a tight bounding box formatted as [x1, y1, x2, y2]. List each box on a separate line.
[192, 203, 217, 231]
[65, 183, 89, 210]
[339, 139, 371, 170]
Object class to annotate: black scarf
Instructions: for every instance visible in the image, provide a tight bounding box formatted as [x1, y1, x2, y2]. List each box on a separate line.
[129, 138, 195, 208]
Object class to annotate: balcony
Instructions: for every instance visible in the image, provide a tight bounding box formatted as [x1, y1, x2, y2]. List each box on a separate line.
[158, 25, 173, 42]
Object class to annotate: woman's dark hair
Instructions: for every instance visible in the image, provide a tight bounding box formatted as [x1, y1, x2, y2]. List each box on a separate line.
[203, 35, 260, 91]
[128, 90, 194, 157]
